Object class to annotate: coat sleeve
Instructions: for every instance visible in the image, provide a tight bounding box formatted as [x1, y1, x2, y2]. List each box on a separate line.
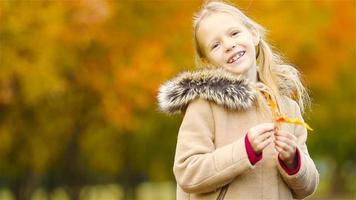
[173, 98, 254, 194]
[277, 100, 319, 199]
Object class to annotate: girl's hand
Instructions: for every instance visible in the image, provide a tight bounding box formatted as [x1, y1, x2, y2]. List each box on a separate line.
[247, 123, 276, 154]
[274, 130, 298, 167]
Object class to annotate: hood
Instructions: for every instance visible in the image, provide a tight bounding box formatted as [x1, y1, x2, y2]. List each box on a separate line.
[157, 68, 257, 114]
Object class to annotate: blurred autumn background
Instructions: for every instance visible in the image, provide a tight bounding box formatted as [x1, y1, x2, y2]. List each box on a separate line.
[0, 0, 355, 199]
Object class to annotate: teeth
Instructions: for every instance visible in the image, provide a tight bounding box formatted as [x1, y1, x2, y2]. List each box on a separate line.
[228, 51, 245, 64]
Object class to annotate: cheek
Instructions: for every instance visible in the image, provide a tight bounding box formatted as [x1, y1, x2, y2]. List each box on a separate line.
[209, 51, 224, 62]
[246, 37, 257, 49]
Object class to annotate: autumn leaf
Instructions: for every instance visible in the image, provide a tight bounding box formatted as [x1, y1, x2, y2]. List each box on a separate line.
[262, 91, 313, 131]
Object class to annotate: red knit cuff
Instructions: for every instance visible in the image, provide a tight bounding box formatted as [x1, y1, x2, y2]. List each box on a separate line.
[245, 133, 262, 165]
[278, 148, 301, 175]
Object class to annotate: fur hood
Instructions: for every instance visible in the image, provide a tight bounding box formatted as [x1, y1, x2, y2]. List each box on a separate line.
[157, 68, 257, 114]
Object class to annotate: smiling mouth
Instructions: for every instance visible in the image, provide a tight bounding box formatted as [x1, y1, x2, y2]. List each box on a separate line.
[227, 51, 246, 64]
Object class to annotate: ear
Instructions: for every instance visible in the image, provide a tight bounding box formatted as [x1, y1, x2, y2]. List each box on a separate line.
[250, 28, 260, 47]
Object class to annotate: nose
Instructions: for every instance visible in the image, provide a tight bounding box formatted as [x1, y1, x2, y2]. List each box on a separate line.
[223, 39, 236, 53]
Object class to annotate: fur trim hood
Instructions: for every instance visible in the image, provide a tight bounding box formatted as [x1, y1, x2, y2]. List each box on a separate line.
[157, 68, 257, 114]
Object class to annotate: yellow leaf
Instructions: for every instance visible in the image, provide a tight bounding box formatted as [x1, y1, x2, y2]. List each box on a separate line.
[262, 91, 313, 132]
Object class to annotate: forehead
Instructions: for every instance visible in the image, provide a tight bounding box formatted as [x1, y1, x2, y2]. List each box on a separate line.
[197, 12, 245, 45]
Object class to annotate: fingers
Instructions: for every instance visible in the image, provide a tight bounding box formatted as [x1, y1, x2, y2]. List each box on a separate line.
[275, 140, 294, 153]
[275, 136, 293, 147]
[255, 131, 274, 144]
[274, 132, 296, 152]
[247, 125, 299, 164]
[275, 130, 297, 141]
[275, 146, 287, 160]
[275, 142, 293, 160]
[274, 130, 297, 164]
[254, 123, 276, 135]
[247, 123, 276, 154]
[252, 136, 273, 154]
[257, 137, 273, 151]
[248, 123, 299, 155]
[276, 146, 296, 165]
[248, 123, 275, 139]
[275, 145, 284, 153]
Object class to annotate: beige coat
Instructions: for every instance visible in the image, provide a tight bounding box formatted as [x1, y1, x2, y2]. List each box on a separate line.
[158, 68, 319, 200]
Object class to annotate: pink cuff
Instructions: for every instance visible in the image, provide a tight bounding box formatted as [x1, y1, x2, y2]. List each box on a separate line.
[278, 148, 301, 175]
[245, 133, 262, 165]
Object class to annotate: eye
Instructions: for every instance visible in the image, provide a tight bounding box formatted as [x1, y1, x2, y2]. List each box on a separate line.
[231, 31, 240, 36]
[211, 43, 219, 50]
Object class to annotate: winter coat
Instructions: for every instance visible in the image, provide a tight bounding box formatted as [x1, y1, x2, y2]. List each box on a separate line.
[157, 68, 319, 200]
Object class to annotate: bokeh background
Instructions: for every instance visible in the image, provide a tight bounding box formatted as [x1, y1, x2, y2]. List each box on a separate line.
[0, 0, 355, 199]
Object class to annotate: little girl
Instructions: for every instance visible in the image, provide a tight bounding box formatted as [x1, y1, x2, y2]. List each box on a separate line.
[158, 1, 319, 199]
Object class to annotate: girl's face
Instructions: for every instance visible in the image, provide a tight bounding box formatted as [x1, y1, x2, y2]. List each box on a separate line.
[197, 12, 259, 79]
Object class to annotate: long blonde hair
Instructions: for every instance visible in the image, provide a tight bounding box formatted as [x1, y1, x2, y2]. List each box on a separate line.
[192, 0, 310, 113]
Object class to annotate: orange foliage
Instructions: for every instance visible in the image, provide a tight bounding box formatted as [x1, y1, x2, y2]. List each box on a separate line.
[262, 91, 313, 131]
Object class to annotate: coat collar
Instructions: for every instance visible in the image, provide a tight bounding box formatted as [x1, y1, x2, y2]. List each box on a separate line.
[157, 68, 257, 114]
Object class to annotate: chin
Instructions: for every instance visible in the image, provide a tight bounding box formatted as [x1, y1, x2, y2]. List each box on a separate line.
[224, 65, 250, 75]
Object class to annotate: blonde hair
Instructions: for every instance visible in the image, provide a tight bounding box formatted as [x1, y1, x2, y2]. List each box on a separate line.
[192, 0, 310, 113]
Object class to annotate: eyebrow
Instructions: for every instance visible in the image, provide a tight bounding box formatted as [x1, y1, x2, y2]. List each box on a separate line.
[207, 26, 240, 48]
